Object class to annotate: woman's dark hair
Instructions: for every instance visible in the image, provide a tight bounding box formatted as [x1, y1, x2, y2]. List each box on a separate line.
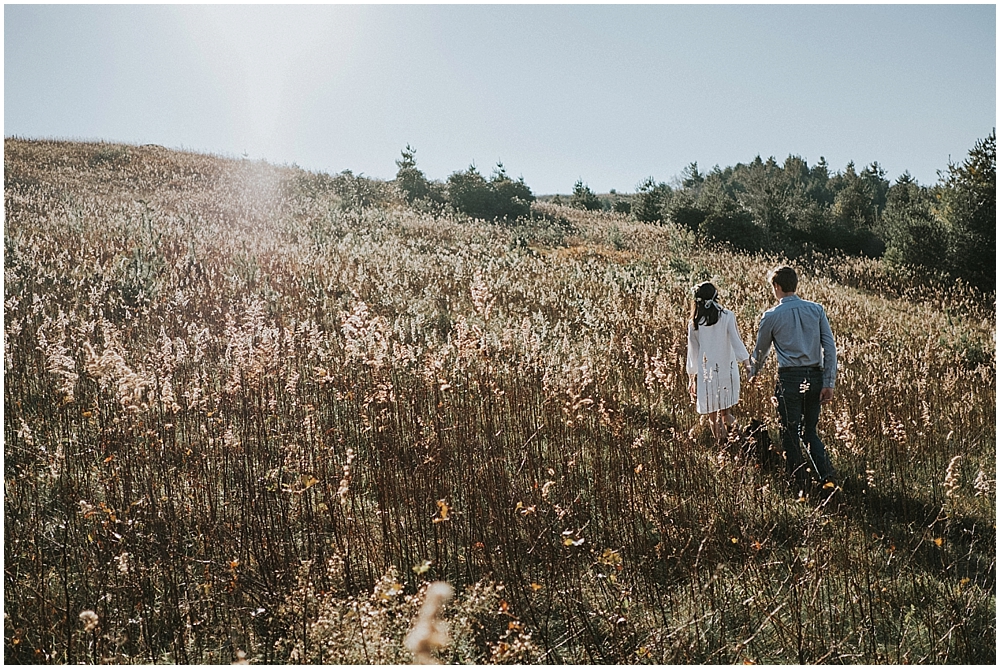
[690, 282, 721, 330]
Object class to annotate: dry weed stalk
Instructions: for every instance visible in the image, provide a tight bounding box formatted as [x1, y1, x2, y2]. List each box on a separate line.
[404, 581, 455, 664]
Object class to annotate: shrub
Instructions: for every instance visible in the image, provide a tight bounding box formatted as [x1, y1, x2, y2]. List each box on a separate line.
[699, 205, 762, 251]
[611, 198, 632, 215]
[665, 194, 706, 233]
[446, 162, 534, 222]
[331, 169, 394, 211]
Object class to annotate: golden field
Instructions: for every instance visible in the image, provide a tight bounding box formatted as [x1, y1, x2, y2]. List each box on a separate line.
[3, 138, 995, 663]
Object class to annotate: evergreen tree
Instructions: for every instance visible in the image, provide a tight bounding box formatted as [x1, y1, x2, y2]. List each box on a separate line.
[831, 162, 872, 230]
[737, 156, 789, 248]
[664, 190, 705, 231]
[395, 145, 438, 204]
[446, 164, 493, 219]
[860, 162, 890, 220]
[396, 144, 445, 206]
[680, 162, 705, 192]
[880, 173, 948, 271]
[806, 157, 835, 207]
[490, 162, 534, 220]
[696, 179, 761, 250]
[939, 130, 996, 292]
[571, 180, 603, 210]
[633, 177, 670, 223]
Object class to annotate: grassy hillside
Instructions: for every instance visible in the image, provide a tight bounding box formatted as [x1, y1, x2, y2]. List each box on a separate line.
[4, 138, 995, 664]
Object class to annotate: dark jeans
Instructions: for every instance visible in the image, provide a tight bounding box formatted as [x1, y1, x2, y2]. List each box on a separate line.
[775, 367, 834, 482]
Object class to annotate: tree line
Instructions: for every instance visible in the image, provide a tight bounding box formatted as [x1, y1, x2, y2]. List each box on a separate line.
[392, 133, 995, 293]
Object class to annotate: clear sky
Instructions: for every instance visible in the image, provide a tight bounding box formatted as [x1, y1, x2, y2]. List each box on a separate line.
[4, 3, 996, 194]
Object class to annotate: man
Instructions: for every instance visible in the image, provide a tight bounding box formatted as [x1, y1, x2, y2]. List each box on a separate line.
[748, 266, 837, 491]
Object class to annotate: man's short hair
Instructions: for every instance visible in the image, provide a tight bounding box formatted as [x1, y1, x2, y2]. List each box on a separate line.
[769, 266, 798, 293]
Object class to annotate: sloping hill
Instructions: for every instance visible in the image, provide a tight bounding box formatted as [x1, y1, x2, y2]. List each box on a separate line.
[4, 138, 995, 664]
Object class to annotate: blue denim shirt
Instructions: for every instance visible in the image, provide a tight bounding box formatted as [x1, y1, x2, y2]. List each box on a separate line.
[750, 294, 837, 388]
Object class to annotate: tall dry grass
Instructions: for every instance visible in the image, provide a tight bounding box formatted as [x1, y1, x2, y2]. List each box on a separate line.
[4, 138, 995, 664]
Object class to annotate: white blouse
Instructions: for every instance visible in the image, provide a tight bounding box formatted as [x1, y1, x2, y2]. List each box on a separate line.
[686, 309, 751, 414]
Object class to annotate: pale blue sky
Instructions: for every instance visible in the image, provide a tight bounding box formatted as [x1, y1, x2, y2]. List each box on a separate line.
[5, 3, 996, 194]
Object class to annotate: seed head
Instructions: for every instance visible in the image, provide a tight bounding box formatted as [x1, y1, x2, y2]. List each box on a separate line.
[944, 455, 962, 498]
[79, 610, 99, 632]
[405, 581, 454, 664]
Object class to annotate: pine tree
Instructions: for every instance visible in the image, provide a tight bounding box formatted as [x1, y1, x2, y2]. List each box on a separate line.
[571, 180, 602, 211]
[939, 130, 996, 292]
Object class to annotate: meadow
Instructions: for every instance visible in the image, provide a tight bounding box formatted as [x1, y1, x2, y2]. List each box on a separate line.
[4, 138, 995, 664]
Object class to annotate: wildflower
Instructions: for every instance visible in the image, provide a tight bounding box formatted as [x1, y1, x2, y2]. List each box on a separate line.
[115, 552, 129, 575]
[920, 401, 933, 429]
[375, 569, 405, 601]
[338, 448, 355, 505]
[643, 350, 671, 392]
[884, 414, 906, 444]
[16, 419, 34, 447]
[598, 548, 622, 568]
[433, 499, 450, 523]
[79, 610, 99, 632]
[516, 502, 536, 516]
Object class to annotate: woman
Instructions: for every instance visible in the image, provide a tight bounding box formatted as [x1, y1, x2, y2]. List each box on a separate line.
[686, 282, 752, 445]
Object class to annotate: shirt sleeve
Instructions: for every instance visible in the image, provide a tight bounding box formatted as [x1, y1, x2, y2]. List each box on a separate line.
[750, 311, 774, 376]
[686, 321, 699, 376]
[819, 307, 837, 388]
[728, 311, 750, 362]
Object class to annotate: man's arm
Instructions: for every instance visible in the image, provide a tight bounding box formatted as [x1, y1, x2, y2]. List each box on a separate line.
[748, 312, 774, 380]
[819, 308, 836, 388]
[819, 307, 836, 403]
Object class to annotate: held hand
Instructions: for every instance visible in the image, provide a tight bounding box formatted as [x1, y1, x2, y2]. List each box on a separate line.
[820, 387, 835, 405]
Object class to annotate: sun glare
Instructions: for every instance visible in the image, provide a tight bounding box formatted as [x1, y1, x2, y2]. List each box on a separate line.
[176, 5, 358, 160]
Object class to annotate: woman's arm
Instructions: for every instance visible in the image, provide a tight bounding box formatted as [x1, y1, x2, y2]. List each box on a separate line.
[686, 320, 698, 399]
[685, 320, 699, 377]
[728, 311, 751, 362]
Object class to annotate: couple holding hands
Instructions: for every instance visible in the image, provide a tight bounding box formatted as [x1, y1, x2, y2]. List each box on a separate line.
[686, 266, 837, 489]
